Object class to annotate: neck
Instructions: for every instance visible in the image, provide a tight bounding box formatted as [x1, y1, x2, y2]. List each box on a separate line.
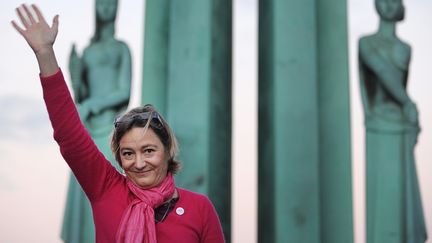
[98, 21, 115, 40]
[165, 188, 178, 202]
[378, 19, 397, 38]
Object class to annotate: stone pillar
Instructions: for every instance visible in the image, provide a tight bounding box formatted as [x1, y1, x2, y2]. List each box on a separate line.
[258, 0, 352, 242]
[142, 0, 170, 114]
[316, 1, 353, 242]
[142, 0, 232, 240]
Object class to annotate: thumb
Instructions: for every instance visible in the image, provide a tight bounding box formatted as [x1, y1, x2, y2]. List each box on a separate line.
[51, 15, 59, 32]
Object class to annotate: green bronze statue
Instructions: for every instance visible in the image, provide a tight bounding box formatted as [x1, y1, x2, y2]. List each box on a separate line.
[62, 0, 132, 242]
[359, 0, 427, 242]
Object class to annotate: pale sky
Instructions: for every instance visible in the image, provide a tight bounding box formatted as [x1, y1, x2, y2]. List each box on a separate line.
[0, 1, 431, 243]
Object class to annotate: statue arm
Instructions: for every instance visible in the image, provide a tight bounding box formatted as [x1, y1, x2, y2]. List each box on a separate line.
[358, 38, 412, 106]
[69, 44, 88, 102]
[69, 45, 92, 120]
[358, 57, 371, 115]
[117, 42, 132, 94]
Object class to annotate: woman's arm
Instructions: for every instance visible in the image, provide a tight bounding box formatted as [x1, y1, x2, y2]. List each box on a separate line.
[200, 196, 225, 243]
[12, 4, 121, 201]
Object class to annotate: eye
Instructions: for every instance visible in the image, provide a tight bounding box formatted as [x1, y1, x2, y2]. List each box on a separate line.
[121, 151, 134, 160]
[144, 148, 155, 154]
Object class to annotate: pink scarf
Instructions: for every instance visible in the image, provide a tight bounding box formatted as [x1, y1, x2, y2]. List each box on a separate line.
[116, 173, 175, 243]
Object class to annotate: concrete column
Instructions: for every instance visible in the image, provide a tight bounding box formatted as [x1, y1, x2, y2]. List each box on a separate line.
[142, 0, 170, 113]
[258, 0, 352, 242]
[142, 0, 232, 240]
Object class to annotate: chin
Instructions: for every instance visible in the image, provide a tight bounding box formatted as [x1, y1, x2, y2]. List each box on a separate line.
[134, 179, 155, 189]
[135, 177, 165, 189]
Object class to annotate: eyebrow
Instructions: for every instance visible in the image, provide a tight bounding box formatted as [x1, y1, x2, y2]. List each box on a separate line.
[120, 144, 159, 151]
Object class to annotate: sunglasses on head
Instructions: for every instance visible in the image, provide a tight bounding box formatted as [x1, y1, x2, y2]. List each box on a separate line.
[113, 112, 164, 129]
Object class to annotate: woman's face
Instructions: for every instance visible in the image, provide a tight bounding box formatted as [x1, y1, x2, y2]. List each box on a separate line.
[96, 0, 117, 22]
[376, 0, 404, 21]
[119, 127, 169, 189]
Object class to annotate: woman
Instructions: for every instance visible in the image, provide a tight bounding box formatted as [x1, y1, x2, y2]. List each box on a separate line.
[64, 0, 132, 241]
[358, 0, 426, 242]
[12, 4, 225, 243]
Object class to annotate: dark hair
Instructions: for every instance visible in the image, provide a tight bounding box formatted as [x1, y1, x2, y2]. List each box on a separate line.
[111, 104, 181, 173]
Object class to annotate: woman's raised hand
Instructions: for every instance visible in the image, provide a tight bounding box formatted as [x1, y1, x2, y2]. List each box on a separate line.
[11, 4, 60, 76]
[12, 4, 59, 55]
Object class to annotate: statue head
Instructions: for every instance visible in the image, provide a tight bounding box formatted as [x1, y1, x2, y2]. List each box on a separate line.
[92, 0, 118, 42]
[95, 0, 118, 23]
[375, 0, 405, 21]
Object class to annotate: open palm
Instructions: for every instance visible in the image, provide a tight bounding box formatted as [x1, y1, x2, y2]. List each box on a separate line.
[12, 4, 59, 55]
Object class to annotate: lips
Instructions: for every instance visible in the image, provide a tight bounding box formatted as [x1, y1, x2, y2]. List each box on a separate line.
[134, 170, 152, 177]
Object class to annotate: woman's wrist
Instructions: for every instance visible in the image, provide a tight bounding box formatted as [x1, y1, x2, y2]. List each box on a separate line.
[36, 46, 59, 77]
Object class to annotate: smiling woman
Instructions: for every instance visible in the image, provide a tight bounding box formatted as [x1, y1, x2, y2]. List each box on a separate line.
[119, 125, 170, 189]
[10, 3, 225, 243]
[111, 105, 180, 189]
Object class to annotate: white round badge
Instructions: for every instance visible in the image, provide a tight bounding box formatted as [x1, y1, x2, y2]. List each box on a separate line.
[176, 207, 185, 216]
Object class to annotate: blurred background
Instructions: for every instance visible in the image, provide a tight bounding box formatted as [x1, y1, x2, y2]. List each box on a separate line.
[0, 0, 430, 242]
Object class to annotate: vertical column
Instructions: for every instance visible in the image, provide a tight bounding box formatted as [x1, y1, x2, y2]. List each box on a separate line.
[316, 1, 353, 242]
[258, 0, 352, 242]
[142, 0, 170, 114]
[166, 0, 232, 241]
[259, 0, 321, 242]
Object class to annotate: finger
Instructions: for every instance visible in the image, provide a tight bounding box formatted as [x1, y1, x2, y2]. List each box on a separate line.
[23, 4, 36, 24]
[16, 6, 30, 28]
[11, 20, 25, 36]
[31, 4, 46, 24]
[51, 15, 59, 33]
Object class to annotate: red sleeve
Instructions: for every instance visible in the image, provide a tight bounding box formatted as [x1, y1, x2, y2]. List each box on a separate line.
[40, 69, 121, 201]
[200, 196, 225, 243]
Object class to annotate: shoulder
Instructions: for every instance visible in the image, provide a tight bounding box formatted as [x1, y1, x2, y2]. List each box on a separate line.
[359, 34, 379, 53]
[110, 40, 131, 60]
[176, 188, 224, 242]
[112, 40, 131, 52]
[176, 188, 215, 211]
[359, 34, 375, 46]
[177, 188, 211, 202]
[82, 43, 95, 58]
[358, 35, 377, 58]
[396, 39, 411, 54]
[397, 37, 411, 49]
[175, 188, 218, 226]
[394, 40, 411, 67]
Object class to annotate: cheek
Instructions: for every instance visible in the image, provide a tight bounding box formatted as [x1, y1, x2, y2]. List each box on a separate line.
[120, 158, 133, 170]
[156, 155, 169, 172]
[162, 161, 169, 172]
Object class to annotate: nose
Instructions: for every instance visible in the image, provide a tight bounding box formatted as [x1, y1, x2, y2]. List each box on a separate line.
[135, 154, 147, 170]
